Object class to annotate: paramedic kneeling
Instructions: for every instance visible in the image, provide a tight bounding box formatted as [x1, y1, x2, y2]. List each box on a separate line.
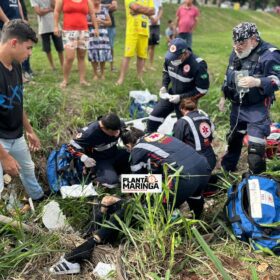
[173, 98, 216, 171]
[121, 127, 212, 218]
[68, 113, 130, 188]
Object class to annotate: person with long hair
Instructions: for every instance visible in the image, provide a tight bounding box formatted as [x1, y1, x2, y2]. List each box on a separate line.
[173, 98, 216, 171]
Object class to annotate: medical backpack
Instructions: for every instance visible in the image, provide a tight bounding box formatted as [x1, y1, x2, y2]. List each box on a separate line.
[46, 144, 84, 192]
[225, 174, 280, 254]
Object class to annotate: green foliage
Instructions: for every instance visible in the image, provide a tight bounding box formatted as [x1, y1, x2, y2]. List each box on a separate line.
[250, 266, 259, 280]
[56, 197, 93, 230]
[0, 233, 60, 278]
[192, 226, 232, 280]
[24, 86, 63, 148]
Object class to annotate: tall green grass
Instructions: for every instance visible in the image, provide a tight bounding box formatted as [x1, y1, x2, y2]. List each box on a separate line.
[101, 166, 219, 279]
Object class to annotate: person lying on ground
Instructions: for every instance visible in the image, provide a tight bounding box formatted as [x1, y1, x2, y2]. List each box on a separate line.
[49, 195, 126, 275]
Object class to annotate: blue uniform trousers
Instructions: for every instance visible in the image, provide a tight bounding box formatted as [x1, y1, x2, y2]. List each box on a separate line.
[147, 99, 182, 133]
[221, 103, 270, 172]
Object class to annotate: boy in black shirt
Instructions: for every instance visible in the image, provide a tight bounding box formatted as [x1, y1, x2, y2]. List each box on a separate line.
[0, 19, 44, 200]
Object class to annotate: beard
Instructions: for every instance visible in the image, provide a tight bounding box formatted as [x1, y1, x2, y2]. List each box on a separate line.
[234, 46, 253, 59]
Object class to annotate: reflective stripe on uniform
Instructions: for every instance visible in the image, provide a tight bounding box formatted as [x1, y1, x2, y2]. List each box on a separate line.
[269, 47, 277, 52]
[268, 75, 280, 86]
[237, 130, 247, 134]
[101, 182, 119, 188]
[70, 140, 83, 149]
[248, 135, 266, 145]
[182, 116, 202, 151]
[94, 141, 118, 151]
[168, 70, 193, 82]
[131, 161, 149, 172]
[189, 196, 202, 199]
[196, 57, 203, 63]
[134, 143, 170, 158]
[198, 109, 209, 117]
[192, 116, 209, 122]
[196, 87, 208, 94]
[148, 115, 165, 123]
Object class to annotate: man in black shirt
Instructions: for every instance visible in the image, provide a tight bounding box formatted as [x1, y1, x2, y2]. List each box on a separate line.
[0, 19, 44, 200]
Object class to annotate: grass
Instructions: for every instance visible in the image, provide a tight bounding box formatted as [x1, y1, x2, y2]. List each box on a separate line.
[1, 2, 280, 279]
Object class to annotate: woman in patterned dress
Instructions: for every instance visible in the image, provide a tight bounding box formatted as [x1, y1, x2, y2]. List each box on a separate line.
[88, 0, 112, 80]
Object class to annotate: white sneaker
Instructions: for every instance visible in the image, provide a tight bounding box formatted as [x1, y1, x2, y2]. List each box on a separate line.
[49, 256, 81, 275]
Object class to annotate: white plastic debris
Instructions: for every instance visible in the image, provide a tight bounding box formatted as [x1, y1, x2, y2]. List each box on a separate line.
[129, 89, 158, 104]
[28, 198, 35, 212]
[93, 262, 116, 279]
[42, 200, 71, 231]
[158, 113, 177, 135]
[125, 113, 177, 135]
[6, 184, 23, 211]
[125, 117, 148, 131]
[60, 183, 98, 199]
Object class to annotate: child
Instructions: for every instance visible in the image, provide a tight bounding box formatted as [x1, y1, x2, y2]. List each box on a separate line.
[165, 19, 175, 44]
[88, 0, 112, 80]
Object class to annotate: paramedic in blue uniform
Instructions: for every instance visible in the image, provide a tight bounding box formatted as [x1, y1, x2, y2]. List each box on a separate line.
[121, 127, 212, 218]
[68, 113, 130, 188]
[173, 98, 216, 171]
[147, 37, 209, 132]
[219, 22, 280, 174]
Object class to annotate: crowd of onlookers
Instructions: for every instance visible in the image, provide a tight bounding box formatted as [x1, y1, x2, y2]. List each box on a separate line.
[0, 0, 200, 86]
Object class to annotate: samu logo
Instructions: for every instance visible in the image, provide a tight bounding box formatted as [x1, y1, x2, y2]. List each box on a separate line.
[0, 85, 23, 109]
